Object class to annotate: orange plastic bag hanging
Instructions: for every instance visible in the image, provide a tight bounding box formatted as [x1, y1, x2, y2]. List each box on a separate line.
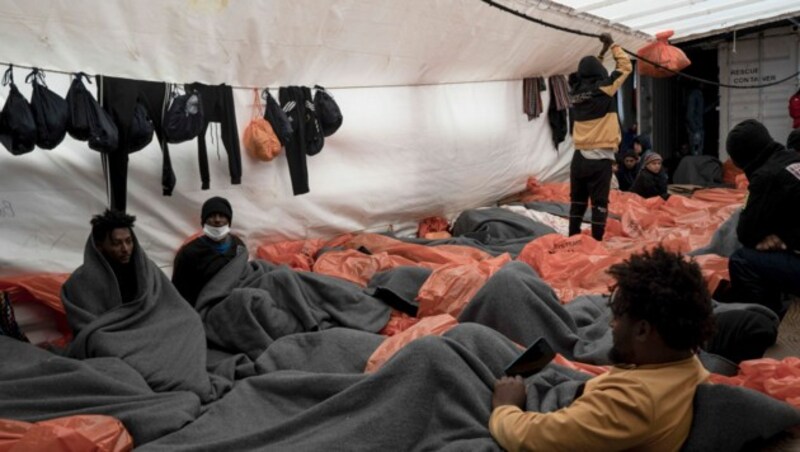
[243, 88, 281, 162]
[637, 30, 691, 78]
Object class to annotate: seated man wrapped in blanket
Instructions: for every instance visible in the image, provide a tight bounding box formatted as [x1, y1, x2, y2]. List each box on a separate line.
[171, 197, 392, 359]
[3, 225, 799, 450]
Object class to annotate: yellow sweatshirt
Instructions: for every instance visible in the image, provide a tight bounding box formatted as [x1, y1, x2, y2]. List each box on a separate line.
[571, 45, 633, 151]
[489, 356, 709, 452]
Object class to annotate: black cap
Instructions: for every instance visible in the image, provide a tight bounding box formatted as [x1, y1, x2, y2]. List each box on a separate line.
[201, 196, 232, 225]
[726, 119, 775, 172]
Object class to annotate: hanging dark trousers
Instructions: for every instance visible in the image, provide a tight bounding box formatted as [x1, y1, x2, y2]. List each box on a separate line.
[184, 83, 242, 190]
[99, 76, 169, 212]
[279, 86, 312, 195]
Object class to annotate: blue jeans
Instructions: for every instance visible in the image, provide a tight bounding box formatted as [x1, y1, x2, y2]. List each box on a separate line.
[729, 247, 800, 317]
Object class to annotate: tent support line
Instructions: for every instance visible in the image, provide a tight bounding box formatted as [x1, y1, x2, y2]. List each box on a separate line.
[481, 0, 800, 89]
[0, 60, 534, 91]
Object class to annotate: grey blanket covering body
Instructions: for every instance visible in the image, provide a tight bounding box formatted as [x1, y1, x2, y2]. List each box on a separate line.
[194, 251, 392, 360]
[61, 236, 228, 403]
[2, 237, 798, 450]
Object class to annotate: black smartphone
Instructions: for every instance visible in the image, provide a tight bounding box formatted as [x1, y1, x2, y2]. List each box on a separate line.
[504, 337, 555, 378]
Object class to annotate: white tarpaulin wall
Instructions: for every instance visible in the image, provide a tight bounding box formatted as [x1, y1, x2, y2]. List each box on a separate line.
[0, 0, 649, 276]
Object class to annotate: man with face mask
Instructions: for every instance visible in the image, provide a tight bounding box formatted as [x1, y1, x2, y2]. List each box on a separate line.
[172, 196, 246, 307]
[489, 247, 714, 451]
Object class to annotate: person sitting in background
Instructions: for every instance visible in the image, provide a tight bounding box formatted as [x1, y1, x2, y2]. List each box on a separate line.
[620, 123, 638, 153]
[610, 160, 620, 190]
[632, 134, 651, 169]
[630, 153, 669, 200]
[787, 128, 800, 152]
[616, 150, 639, 191]
[490, 246, 713, 451]
[89, 210, 138, 304]
[726, 119, 800, 318]
[172, 196, 246, 306]
[664, 143, 690, 183]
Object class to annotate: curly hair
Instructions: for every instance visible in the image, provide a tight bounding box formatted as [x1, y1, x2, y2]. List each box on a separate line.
[607, 246, 714, 351]
[90, 209, 136, 243]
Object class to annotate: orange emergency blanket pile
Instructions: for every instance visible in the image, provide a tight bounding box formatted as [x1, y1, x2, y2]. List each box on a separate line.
[518, 179, 744, 301]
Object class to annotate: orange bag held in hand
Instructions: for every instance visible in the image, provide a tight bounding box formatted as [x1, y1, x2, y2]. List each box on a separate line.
[637, 30, 691, 78]
[243, 88, 281, 162]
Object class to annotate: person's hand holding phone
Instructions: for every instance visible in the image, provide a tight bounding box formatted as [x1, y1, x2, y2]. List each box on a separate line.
[492, 376, 527, 410]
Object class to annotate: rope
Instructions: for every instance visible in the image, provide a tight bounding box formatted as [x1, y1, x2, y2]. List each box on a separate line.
[481, 0, 800, 90]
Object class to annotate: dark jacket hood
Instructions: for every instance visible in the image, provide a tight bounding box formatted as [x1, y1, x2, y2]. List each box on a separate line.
[578, 56, 608, 82]
[726, 119, 783, 177]
[634, 134, 651, 151]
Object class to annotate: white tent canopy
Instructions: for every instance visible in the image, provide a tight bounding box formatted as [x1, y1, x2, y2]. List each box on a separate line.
[0, 0, 649, 276]
[554, 0, 800, 42]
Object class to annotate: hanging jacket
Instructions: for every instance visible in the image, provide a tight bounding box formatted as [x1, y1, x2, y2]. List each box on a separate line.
[569, 45, 632, 150]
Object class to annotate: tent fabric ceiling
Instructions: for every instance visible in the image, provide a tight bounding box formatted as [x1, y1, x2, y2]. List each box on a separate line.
[552, 0, 800, 42]
[0, 0, 649, 89]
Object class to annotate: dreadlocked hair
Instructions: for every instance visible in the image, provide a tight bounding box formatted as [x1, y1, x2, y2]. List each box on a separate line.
[90, 209, 136, 243]
[607, 245, 715, 351]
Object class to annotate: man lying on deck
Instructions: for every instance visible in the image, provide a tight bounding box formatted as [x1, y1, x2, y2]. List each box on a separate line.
[726, 119, 800, 318]
[490, 246, 713, 451]
[172, 196, 246, 307]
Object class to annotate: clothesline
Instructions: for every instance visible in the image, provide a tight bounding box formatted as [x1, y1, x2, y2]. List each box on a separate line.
[0, 60, 537, 92]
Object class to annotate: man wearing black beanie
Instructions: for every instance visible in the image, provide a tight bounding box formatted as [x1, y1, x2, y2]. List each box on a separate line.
[172, 196, 246, 307]
[726, 119, 800, 317]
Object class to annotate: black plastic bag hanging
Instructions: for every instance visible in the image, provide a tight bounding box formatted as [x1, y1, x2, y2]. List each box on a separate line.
[0, 66, 37, 156]
[313, 85, 343, 137]
[263, 88, 293, 146]
[163, 85, 204, 144]
[26, 68, 69, 150]
[128, 99, 155, 152]
[66, 72, 96, 141]
[66, 72, 119, 152]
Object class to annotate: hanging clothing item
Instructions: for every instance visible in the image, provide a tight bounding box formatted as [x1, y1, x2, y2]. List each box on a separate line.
[547, 76, 568, 150]
[279, 86, 316, 195]
[98, 75, 170, 211]
[163, 86, 204, 144]
[549, 75, 571, 111]
[184, 83, 242, 191]
[522, 77, 546, 120]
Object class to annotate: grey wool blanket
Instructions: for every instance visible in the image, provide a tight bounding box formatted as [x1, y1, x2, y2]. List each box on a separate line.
[61, 235, 229, 403]
[194, 251, 392, 360]
[2, 322, 797, 450]
[459, 261, 779, 371]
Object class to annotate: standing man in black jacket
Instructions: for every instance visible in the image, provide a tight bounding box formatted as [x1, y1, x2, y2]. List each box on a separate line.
[568, 32, 632, 241]
[726, 119, 800, 317]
